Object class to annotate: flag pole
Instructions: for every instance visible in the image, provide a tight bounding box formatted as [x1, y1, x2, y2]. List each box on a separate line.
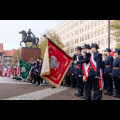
[108, 20, 110, 49]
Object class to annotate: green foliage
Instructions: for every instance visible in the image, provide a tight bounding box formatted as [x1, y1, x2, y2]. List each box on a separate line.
[111, 20, 120, 48]
[38, 32, 64, 59]
[10, 49, 20, 66]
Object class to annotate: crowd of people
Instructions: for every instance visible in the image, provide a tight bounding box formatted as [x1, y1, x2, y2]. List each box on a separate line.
[61, 43, 120, 100]
[27, 58, 44, 86]
[22, 43, 120, 100]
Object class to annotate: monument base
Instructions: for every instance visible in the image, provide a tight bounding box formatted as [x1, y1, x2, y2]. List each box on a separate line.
[20, 47, 41, 63]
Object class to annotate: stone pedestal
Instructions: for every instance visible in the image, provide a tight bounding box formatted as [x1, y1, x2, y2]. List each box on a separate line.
[20, 47, 41, 63]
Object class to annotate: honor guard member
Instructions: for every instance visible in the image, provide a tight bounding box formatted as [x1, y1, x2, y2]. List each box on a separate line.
[70, 54, 77, 88]
[112, 49, 120, 98]
[104, 48, 113, 96]
[78, 44, 91, 100]
[74, 46, 83, 97]
[89, 44, 102, 100]
[102, 54, 107, 90]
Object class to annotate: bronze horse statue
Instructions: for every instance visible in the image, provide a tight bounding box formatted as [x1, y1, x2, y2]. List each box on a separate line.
[19, 30, 39, 48]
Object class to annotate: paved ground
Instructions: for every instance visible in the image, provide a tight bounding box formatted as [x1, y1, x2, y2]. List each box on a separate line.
[0, 77, 120, 100]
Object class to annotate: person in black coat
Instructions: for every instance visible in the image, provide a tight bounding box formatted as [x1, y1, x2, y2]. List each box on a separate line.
[102, 54, 107, 90]
[74, 46, 84, 97]
[112, 49, 120, 98]
[104, 48, 113, 96]
[89, 44, 102, 100]
[70, 55, 76, 88]
[32, 60, 37, 84]
[66, 67, 71, 87]
[78, 44, 91, 100]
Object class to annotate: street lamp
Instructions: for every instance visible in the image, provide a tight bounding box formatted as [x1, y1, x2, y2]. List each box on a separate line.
[108, 20, 110, 49]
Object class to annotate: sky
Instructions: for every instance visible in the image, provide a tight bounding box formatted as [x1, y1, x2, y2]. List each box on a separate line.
[0, 20, 64, 50]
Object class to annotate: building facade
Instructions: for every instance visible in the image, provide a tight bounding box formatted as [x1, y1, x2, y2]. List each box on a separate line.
[0, 43, 16, 76]
[47, 20, 116, 57]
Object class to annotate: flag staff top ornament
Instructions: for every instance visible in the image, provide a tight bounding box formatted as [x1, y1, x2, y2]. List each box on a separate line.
[40, 35, 73, 88]
[19, 29, 39, 48]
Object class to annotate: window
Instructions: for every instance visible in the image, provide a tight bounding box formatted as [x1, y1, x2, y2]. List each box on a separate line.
[82, 20, 84, 24]
[77, 30, 78, 35]
[91, 33, 93, 38]
[98, 30, 100, 36]
[80, 37, 81, 42]
[67, 42, 69, 47]
[101, 28, 104, 34]
[80, 20, 81, 25]
[95, 21, 97, 27]
[94, 31, 97, 37]
[82, 37, 84, 41]
[91, 23, 94, 29]
[98, 40, 100, 46]
[77, 22, 79, 26]
[85, 35, 87, 40]
[88, 34, 90, 39]
[82, 28, 84, 33]
[98, 20, 101, 25]
[80, 29, 81, 34]
[77, 39, 79, 43]
[101, 39, 104, 46]
[85, 26, 87, 31]
[88, 25, 90, 30]
[75, 23, 77, 28]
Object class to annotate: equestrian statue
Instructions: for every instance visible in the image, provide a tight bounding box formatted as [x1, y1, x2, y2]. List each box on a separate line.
[19, 29, 39, 48]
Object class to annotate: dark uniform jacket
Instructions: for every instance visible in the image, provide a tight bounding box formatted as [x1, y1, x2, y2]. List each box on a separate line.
[104, 55, 113, 75]
[79, 52, 91, 64]
[70, 62, 76, 75]
[37, 63, 42, 76]
[89, 51, 102, 77]
[112, 57, 120, 77]
[74, 53, 83, 76]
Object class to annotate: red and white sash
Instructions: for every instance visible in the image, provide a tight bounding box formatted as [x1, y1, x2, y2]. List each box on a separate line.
[90, 53, 103, 90]
[83, 63, 90, 81]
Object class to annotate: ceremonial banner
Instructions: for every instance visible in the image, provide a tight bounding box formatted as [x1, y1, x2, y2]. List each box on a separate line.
[40, 37, 73, 88]
[18, 59, 32, 80]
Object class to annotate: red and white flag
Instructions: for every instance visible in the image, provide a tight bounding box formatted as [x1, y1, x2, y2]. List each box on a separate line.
[17, 61, 20, 76]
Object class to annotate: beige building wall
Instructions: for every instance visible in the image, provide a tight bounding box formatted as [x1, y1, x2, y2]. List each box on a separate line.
[47, 20, 116, 57]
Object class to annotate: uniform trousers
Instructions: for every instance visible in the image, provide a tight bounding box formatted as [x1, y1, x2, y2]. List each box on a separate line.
[83, 77, 91, 98]
[113, 76, 120, 96]
[90, 76, 101, 100]
[76, 74, 83, 95]
[105, 75, 113, 94]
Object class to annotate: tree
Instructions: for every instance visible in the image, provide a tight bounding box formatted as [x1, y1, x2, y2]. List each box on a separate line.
[38, 32, 64, 59]
[111, 20, 120, 48]
[10, 49, 20, 66]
